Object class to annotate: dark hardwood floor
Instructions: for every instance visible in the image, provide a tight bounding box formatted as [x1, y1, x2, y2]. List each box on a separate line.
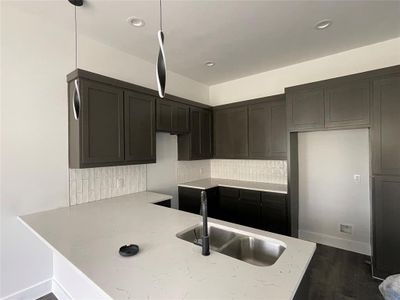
[37, 293, 57, 300]
[295, 244, 383, 300]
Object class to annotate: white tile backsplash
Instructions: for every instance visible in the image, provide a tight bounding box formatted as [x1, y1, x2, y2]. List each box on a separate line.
[177, 160, 211, 183]
[69, 159, 286, 205]
[211, 159, 287, 184]
[69, 165, 146, 205]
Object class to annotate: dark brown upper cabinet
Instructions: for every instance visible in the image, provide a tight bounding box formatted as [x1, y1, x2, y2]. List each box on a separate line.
[214, 105, 249, 158]
[68, 69, 212, 168]
[286, 87, 325, 131]
[124, 91, 156, 164]
[172, 102, 190, 134]
[68, 71, 156, 168]
[287, 77, 372, 132]
[371, 73, 400, 176]
[69, 79, 125, 168]
[373, 175, 400, 278]
[178, 107, 212, 160]
[156, 99, 173, 132]
[249, 96, 287, 160]
[325, 79, 371, 128]
[156, 99, 189, 134]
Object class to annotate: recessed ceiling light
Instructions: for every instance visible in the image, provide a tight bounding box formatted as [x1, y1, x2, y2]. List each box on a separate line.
[205, 62, 215, 67]
[315, 19, 332, 30]
[127, 16, 145, 27]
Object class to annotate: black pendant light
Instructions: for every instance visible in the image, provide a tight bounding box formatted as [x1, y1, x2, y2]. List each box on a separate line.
[156, 0, 166, 98]
[69, 0, 83, 120]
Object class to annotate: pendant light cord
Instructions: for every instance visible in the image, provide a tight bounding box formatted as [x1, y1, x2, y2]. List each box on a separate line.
[74, 5, 78, 69]
[159, 0, 163, 31]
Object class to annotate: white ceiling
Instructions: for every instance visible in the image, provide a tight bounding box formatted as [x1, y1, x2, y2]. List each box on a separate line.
[10, 0, 400, 85]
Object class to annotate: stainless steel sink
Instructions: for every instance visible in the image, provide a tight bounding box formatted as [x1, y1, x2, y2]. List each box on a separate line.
[219, 236, 286, 266]
[176, 224, 238, 250]
[176, 223, 286, 266]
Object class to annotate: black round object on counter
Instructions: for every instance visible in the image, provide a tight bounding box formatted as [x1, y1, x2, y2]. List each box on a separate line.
[119, 244, 139, 257]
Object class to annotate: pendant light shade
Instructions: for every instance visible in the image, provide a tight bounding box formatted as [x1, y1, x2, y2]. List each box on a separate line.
[68, 0, 83, 6]
[156, 30, 166, 98]
[156, 0, 167, 98]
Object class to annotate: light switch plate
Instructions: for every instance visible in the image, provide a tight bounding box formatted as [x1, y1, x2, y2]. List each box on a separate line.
[117, 178, 125, 189]
[353, 174, 361, 183]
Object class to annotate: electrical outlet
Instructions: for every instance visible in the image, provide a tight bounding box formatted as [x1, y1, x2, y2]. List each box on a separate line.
[353, 174, 361, 183]
[340, 224, 353, 235]
[117, 178, 125, 189]
[200, 168, 203, 175]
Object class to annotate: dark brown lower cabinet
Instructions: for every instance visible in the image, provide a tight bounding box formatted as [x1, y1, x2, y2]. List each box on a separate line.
[238, 190, 261, 228]
[261, 192, 288, 235]
[218, 187, 240, 222]
[178, 187, 219, 218]
[153, 199, 172, 208]
[373, 176, 400, 279]
[178, 186, 289, 235]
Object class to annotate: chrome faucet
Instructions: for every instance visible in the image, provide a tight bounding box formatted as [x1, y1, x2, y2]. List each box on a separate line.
[200, 190, 210, 256]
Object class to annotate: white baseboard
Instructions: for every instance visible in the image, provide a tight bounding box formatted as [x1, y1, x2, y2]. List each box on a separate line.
[299, 229, 371, 256]
[51, 278, 72, 300]
[1, 278, 52, 300]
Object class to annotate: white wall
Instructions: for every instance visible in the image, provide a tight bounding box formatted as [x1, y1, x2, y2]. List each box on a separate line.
[147, 134, 179, 208]
[298, 129, 371, 255]
[0, 3, 208, 298]
[209, 37, 400, 105]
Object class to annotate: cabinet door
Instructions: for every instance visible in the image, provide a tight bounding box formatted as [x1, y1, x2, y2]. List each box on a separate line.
[270, 100, 287, 159]
[172, 102, 190, 134]
[200, 109, 213, 158]
[81, 79, 124, 165]
[249, 99, 287, 159]
[213, 109, 231, 157]
[287, 87, 324, 131]
[178, 187, 218, 216]
[214, 106, 248, 158]
[249, 102, 270, 158]
[179, 186, 201, 214]
[218, 187, 239, 222]
[373, 176, 400, 278]
[261, 192, 288, 235]
[237, 189, 261, 228]
[190, 108, 202, 159]
[372, 74, 400, 176]
[156, 99, 173, 132]
[124, 91, 156, 163]
[325, 79, 371, 128]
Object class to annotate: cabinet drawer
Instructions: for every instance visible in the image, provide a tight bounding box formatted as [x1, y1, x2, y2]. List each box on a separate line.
[239, 189, 261, 204]
[219, 187, 240, 198]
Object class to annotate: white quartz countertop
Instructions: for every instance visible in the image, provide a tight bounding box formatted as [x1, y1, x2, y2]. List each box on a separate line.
[179, 178, 288, 194]
[20, 191, 314, 300]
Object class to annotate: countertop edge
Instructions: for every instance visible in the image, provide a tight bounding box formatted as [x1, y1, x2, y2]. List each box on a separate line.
[178, 183, 287, 194]
[17, 216, 113, 299]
